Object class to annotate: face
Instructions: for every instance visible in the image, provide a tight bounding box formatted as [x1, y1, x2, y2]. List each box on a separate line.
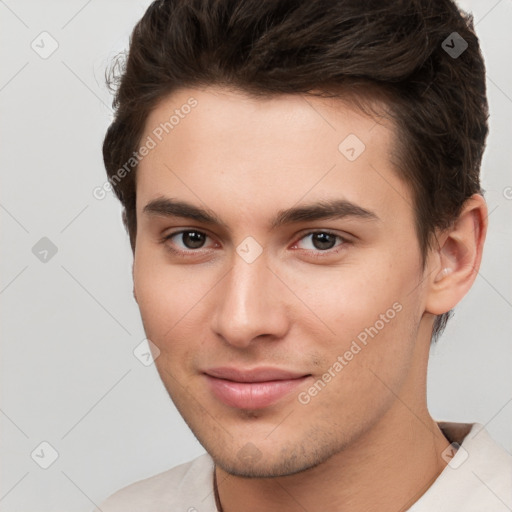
[133, 86, 430, 477]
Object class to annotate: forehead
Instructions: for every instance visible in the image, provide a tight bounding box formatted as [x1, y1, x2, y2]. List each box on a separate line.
[143, 86, 393, 157]
[136, 86, 412, 230]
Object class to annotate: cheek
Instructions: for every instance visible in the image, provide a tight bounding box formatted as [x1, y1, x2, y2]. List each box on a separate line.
[298, 297, 418, 428]
[134, 254, 186, 339]
[133, 251, 218, 360]
[284, 255, 421, 380]
[280, 255, 411, 333]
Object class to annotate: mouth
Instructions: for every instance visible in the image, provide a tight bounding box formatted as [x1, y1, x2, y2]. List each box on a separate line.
[203, 367, 312, 409]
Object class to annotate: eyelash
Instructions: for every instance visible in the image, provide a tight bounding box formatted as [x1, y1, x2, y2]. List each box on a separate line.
[159, 229, 349, 259]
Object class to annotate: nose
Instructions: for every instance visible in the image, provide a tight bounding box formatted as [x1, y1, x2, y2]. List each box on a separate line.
[211, 250, 289, 349]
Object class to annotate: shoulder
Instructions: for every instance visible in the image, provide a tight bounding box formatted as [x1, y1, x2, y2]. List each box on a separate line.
[410, 422, 512, 511]
[93, 452, 216, 512]
[458, 422, 512, 499]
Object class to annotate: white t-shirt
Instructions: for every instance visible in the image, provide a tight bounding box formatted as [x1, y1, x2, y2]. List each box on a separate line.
[93, 422, 512, 511]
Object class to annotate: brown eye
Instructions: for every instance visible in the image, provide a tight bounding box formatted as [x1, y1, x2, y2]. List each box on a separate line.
[179, 231, 206, 249]
[296, 231, 344, 251]
[310, 232, 337, 250]
[162, 230, 212, 253]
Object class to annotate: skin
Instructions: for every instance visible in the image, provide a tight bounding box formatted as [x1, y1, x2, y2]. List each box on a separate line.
[132, 86, 487, 512]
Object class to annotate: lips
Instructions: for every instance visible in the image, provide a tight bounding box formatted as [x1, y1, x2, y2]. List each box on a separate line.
[204, 367, 312, 409]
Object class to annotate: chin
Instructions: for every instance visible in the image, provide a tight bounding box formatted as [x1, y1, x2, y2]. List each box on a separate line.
[210, 440, 332, 479]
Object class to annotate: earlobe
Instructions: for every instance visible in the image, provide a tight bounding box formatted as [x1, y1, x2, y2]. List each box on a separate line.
[425, 194, 487, 315]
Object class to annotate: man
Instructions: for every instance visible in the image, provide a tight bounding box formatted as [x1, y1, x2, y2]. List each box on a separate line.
[95, 0, 511, 510]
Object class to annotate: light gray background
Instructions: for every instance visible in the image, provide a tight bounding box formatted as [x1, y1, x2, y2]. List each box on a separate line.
[1, 0, 511, 510]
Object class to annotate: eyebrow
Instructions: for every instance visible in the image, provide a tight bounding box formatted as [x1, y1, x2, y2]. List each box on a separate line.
[142, 197, 379, 230]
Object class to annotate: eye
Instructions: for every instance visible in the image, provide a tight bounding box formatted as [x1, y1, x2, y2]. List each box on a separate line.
[292, 231, 347, 256]
[161, 229, 215, 254]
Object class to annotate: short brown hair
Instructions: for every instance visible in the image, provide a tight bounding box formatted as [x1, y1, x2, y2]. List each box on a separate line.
[103, 0, 489, 341]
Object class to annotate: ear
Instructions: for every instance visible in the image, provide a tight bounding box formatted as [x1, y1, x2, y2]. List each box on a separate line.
[424, 194, 488, 315]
